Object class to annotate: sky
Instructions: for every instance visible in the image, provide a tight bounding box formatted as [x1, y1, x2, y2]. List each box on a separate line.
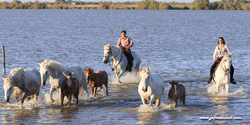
[0, 0, 219, 3]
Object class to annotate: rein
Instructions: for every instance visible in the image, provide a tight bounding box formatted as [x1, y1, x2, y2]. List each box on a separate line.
[105, 47, 122, 71]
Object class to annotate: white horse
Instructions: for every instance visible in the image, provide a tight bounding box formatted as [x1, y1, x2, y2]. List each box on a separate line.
[39, 59, 88, 102]
[138, 67, 164, 107]
[2, 67, 41, 106]
[212, 53, 233, 94]
[102, 44, 141, 83]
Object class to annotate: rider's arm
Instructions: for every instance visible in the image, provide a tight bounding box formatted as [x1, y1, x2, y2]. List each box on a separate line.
[225, 45, 232, 54]
[129, 37, 134, 48]
[117, 38, 121, 48]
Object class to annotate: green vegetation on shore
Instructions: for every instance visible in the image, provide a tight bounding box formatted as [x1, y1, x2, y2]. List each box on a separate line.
[0, 0, 250, 10]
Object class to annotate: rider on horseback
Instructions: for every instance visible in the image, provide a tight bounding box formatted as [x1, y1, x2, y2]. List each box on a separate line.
[207, 37, 236, 84]
[117, 30, 134, 72]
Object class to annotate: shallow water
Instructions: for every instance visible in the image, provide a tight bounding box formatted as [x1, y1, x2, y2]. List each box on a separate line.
[0, 10, 250, 124]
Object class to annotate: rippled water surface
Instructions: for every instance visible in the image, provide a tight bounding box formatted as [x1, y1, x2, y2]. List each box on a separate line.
[0, 10, 250, 124]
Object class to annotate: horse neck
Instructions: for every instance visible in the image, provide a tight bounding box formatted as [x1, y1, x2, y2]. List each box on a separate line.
[89, 72, 96, 81]
[49, 67, 65, 79]
[216, 60, 229, 75]
[111, 46, 122, 61]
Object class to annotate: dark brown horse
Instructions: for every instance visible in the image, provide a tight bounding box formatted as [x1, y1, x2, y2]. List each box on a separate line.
[168, 80, 186, 108]
[84, 68, 108, 97]
[61, 71, 79, 106]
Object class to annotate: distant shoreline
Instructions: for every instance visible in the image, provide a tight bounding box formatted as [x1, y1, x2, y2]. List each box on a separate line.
[0, 0, 250, 10]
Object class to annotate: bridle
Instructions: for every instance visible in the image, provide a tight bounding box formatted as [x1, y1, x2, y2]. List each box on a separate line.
[220, 56, 231, 73]
[104, 46, 122, 71]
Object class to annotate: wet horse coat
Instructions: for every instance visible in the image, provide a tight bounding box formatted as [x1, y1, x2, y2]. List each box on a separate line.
[61, 71, 79, 106]
[2, 67, 41, 105]
[138, 67, 164, 107]
[102, 44, 141, 83]
[212, 53, 232, 94]
[39, 59, 88, 102]
[84, 68, 108, 97]
[168, 80, 185, 108]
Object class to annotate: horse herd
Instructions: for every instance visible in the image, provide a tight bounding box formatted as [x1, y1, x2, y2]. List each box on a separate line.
[2, 44, 233, 108]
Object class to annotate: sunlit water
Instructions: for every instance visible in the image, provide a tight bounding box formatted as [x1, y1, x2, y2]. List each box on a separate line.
[0, 10, 250, 124]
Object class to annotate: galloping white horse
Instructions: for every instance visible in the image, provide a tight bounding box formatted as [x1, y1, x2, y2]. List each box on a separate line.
[2, 67, 41, 106]
[138, 67, 164, 107]
[212, 53, 233, 94]
[102, 44, 141, 83]
[39, 59, 88, 102]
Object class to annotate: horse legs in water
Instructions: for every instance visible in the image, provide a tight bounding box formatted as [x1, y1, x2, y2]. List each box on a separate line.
[225, 84, 229, 94]
[149, 95, 155, 107]
[141, 96, 147, 105]
[49, 87, 57, 102]
[116, 70, 125, 83]
[156, 98, 161, 107]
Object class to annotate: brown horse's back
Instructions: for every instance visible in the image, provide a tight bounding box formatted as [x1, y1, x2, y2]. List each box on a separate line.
[71, 78, 79, 94]
[95, 71, 108, 87]
[177, 84, 185, 97]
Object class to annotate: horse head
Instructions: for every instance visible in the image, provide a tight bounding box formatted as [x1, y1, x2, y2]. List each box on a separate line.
[39, 59, 64, 86]
[83, 68, 94, 84]
[62, 71, 74, 88]
[2, 77, 14, 103]
[39, 61, 50, 86]
[221, 53, 233, 74]
[169, 80, 179, 98]
[103, 44, 111, 64]
[139, 67, 151, 92]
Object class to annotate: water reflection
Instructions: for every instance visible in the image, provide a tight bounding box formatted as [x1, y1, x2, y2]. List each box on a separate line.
[136, 112, 164, 124]
[1, 109, 40, 124]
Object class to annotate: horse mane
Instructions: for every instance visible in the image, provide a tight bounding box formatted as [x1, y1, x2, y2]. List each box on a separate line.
[40, 59, 64, 71]
[104, 44, 111, 50]
[8, 67, 24, 86]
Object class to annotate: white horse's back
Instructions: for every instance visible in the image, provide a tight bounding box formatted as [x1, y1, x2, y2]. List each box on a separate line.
[24, 69, 41, 95]
[150, 74, 164, 96]
[66, 65, 87, 92]
[131, 52, 141, 71]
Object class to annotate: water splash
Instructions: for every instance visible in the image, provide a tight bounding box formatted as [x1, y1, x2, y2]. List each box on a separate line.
[207, 83, 247, 97]
[137, 104, 162, 112]
[1, 90, 90, 109]
[109, 71, 141, 84]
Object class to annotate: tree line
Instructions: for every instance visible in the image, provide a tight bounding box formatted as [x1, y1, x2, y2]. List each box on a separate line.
[0, 0, 250, 10]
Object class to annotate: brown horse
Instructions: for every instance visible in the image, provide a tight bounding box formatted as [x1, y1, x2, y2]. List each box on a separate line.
[84, 68, 108, 97]
[61, 71, 79, 106]
[168, 80, 186, 108]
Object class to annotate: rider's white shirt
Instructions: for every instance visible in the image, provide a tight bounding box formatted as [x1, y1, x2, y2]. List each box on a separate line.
[213, 44, 232, 60]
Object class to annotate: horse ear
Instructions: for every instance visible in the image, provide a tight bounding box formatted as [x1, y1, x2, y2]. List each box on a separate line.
[62, 72, 67, 77]
[139, 67, 142, 72]
[38, 63, 41, 66]
[83, 69, 86, 72]
[103, 44, 105, 46]
[146, 67, 150, 72]
[91, 69, 94, 72]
